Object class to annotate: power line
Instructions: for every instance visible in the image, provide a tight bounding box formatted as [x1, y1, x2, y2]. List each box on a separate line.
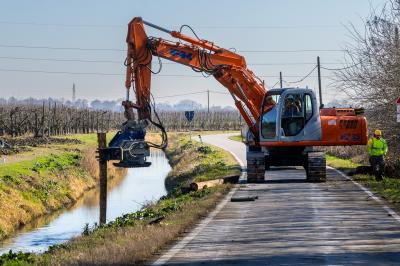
[271, 80, 280, 88]
[155, 90, 237, 99]
[208, 90, 230, 95]
[321, 62, 361, 71]
[0, 21, 357, 29]
[0, 21, 122, 28]
[155, 91, 206, 98]
[239, 49, 345, 53]
[0, 56, 345, 66]
[0, 44, 345, 53]
[0, 69, 214, 77]
[0, 56, 122, 64]
[283, 65, 318, 84]
[248, 62, 342, 65]
[0, 68, 123, 76]
[0, 68, 335, 78]
[0, 44, 125, 51]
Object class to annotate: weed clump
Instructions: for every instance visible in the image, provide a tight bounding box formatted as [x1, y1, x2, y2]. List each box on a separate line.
[197, 145, 213, 154]
[80, 188, 212, 236]
[0, 250, 35, 265]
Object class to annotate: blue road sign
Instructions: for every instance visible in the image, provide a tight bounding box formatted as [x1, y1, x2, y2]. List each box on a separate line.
[185, 111, 195, 122]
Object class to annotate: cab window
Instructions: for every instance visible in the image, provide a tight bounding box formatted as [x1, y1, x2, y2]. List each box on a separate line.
[304, 94, 313, 122]
[261, 106, 277, 139]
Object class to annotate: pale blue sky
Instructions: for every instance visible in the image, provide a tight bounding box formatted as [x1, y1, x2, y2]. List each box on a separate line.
[0, 0, 387, 107]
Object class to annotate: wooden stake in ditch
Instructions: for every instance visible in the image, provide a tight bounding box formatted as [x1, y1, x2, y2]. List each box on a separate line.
[97, 132, 108, 225]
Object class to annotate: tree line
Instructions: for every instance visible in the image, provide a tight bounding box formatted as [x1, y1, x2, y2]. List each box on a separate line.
[150, 111, 243, 131]
[0, 101, 243, 137]
[0, 102, 125, 137]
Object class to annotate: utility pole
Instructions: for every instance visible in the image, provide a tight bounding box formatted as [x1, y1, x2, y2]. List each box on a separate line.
[317, 56, 323, 109]
[279, 72, 283, 88]
[72, 83, 76, 102]
[207, 89, 210, 113]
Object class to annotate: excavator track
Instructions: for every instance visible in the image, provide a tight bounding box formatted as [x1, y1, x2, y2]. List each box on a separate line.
[306, 151, 326, 182]
[247, 152, 265, 183]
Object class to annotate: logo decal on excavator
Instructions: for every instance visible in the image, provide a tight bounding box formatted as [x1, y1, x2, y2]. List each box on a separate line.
[170, 48, 193, 61]
[340, 134, 361, 141]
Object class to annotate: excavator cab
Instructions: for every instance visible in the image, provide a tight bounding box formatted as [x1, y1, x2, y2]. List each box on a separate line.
[247, 88, 326, 183]
[260, 88, 321, 143]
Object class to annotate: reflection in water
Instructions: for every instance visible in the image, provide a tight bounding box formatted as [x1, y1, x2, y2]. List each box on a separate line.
[0, 149, 170, 254]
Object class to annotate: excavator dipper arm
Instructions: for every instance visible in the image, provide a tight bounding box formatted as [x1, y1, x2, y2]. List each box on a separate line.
[124, 17, 266, 138]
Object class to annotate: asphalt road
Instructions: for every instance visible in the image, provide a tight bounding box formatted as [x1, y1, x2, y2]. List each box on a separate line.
[153, 133, 400, 266]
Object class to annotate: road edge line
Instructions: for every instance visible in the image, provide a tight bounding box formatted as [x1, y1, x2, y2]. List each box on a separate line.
[151, 186, 238, 265]
[152, 137, 244, 266]
[328, 166, 400, 223]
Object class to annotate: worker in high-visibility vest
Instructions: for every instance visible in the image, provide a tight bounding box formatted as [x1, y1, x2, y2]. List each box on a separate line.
[367, 129, 388, 181]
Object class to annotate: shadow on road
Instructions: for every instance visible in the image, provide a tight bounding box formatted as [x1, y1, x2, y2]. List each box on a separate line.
[162, 251, 400, 265]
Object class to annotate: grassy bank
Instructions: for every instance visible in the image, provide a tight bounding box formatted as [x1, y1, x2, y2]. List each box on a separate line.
[327, 155, 400, 205]
[228, 134, 243, 142]
[0, 134, 126, 240]
[1, 132, 240, 265]
[165, 133, 241, 191]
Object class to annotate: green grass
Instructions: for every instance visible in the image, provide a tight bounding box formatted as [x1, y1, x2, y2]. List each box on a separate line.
[165, 134, 240, 189]
[64, 132, 156, 147]
[0, 153, 81, 179]
[0, 146, 97, 241]
[326, 154, 400, 205]
[62, 133, 112, 147]
[0, 250, 35, 266]
[228, 134, 243, 142]
[63, 133, 98, 146]
[326, 154, 361, 171]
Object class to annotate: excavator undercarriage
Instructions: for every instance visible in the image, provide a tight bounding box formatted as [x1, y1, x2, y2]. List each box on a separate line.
[246, 147, 327, 183]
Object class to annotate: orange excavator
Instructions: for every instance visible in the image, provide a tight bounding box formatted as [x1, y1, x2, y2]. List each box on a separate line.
[108, 17, 368, 182]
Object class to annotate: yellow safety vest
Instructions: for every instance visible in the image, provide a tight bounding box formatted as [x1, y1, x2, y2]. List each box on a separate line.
[367, 137, 388, 156]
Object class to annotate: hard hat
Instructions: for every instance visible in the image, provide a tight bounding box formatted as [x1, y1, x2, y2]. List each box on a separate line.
[374, 129, 382, 136]
[286, 95, 294, 102]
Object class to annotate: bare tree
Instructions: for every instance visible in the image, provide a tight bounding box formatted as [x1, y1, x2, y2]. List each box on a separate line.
[335, 0, 400, 174]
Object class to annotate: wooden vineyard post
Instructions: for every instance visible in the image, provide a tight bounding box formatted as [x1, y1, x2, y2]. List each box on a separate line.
[97, 132, 108, 225]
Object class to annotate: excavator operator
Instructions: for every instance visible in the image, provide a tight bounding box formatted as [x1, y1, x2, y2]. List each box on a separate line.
[282, 95, 303, 136]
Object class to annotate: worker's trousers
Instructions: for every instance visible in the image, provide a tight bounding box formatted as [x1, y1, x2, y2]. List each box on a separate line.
[369, 155, 384, 181]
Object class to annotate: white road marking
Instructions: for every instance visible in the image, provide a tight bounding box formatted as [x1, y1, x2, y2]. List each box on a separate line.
[152, 137, 244, 265]
[227, 149, 244, 168]
[328, 166, 400, 223]
[152, 186, 238, 265]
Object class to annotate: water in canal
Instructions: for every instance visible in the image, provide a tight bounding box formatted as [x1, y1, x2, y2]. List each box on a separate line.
[0, 149, 171, 254]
